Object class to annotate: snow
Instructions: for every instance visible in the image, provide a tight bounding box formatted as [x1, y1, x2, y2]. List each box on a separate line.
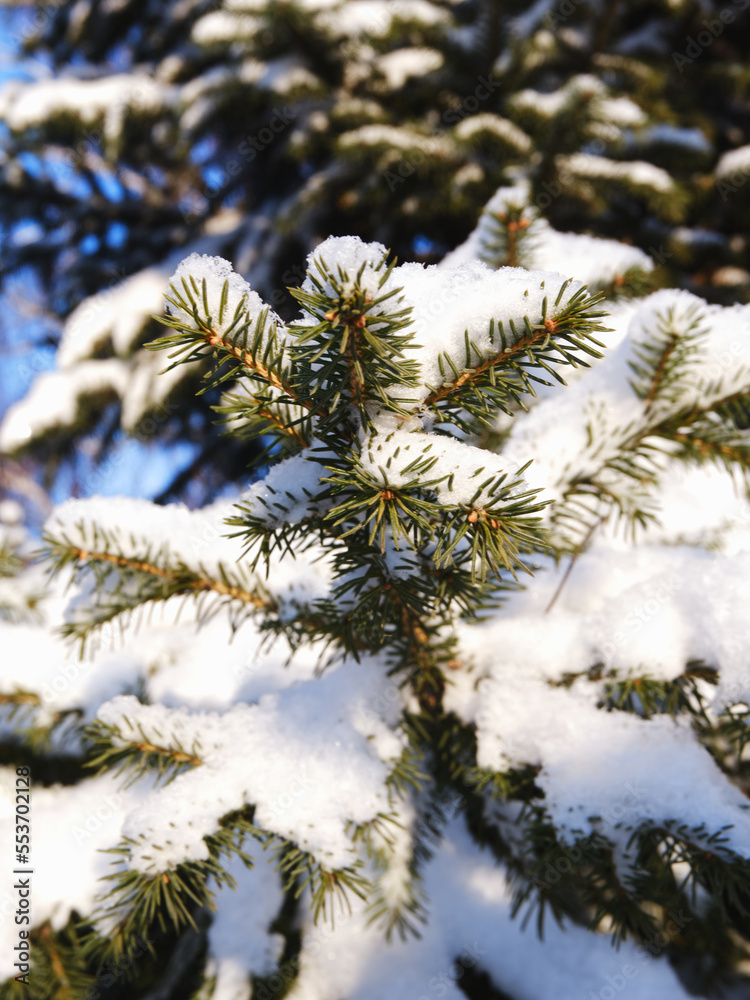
[242, 56, 322, 97]
[97, 654, 405, 872]
[359, 425, 525, 506]
[0, 334, 194, 448]
[499, 289, 750, 500]
[0, 73, 172, 135]
[454, 113, 532, 153]
[205, 857, 285, 1000]
[390, 256, 586, 408]
[287, 817, 693, 1000]
[0, 360, 129, 453]
[560, 152, 675, 193]
[5, 210, 750, 997]
[532, 227, 653, 286]
[166, 252, 286, 344]
[440, 531, 750, 858]
[319, 0, 449, 37]
[339, 124, 454, 156]
[510, 74, 605, 119]
[0, 771, 147, 982]
[374, 48, 444, 88]
[511, 87, 571, 119]
[509, 0, 557, 38]
[240, 452, 331, 527]
[449, 613, 750, 857]
[642, 124, 711, 152]
[441, 182, 653, 289]
[59, 267, 169, 366]
[598, 96, 647, 127]
[716, 144, 750, 179]
[45, 494, 328, 610]
[191, 10, 262, 44]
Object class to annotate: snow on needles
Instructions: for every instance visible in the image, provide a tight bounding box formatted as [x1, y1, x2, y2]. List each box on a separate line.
[45, 494, 329, 609]
[285, 234, 587, 413]
[97, 654, 405, 872]
[500, 289, 750, 498]
[442, 181, 653, 289]
[0, 360, 129, 453]
[359, 425, 526, 506]
[166, 252, 287, 343]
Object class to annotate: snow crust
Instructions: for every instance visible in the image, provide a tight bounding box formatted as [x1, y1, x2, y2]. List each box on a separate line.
[98, 653, 404, 871]
[0, 771, 147, 981]
[166, 252, 286, 343]
[359, 426, 522, 506]
[58, 266, 169, 366]
[374, 47, 444, 87]
[0, 360, 129, 452]
[455, 113, 532, 153]
[716, 144, 750, 179]
[0, 73, 172, 133]
[204, 857, 284, 999]
[287, 818, 693, 1000]
[560, 152, 674, 193]
[501, 289, 750, 499]
[392, 258, 584, 407]
[444, 540, 750, 854]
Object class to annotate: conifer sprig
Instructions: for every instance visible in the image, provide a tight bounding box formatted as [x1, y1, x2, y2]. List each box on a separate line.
[85, 719, 203, 788]
[629, 305, 706, 410]
[479, 201, 542, 270]
[422, 286, 608, 428]
[289, 252, 420, 430]
[153, 279, 292, 394]
[41, 524, 275, 650]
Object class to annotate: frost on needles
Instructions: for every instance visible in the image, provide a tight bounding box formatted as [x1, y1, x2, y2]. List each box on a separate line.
[5, 231, 750, 1000]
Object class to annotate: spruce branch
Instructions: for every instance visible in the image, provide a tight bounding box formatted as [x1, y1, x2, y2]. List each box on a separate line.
[629, 305, 706, 410]
[83, 840, 236, 969]
[41, 526, 275, 648]
[84, 719, 203, 788]
[153, 280, 294, 392]
[422, 286, 608, 427]
[29, 922, 95, 1000]
[216, 383, 313, 451]
[288, 251, 420, 429]
[479, 201, 542, 270]
[225, 808, 371, 926]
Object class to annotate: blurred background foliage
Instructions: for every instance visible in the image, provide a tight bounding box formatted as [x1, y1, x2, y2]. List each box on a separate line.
[0, 0, 748, 519]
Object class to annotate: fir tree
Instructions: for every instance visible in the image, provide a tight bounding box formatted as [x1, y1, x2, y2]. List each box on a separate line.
[2, 223, 750, 998]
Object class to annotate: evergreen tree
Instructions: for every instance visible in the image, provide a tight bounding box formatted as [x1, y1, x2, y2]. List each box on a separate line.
[2, 222, 750, 998]
[2, 0, 749, 504]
